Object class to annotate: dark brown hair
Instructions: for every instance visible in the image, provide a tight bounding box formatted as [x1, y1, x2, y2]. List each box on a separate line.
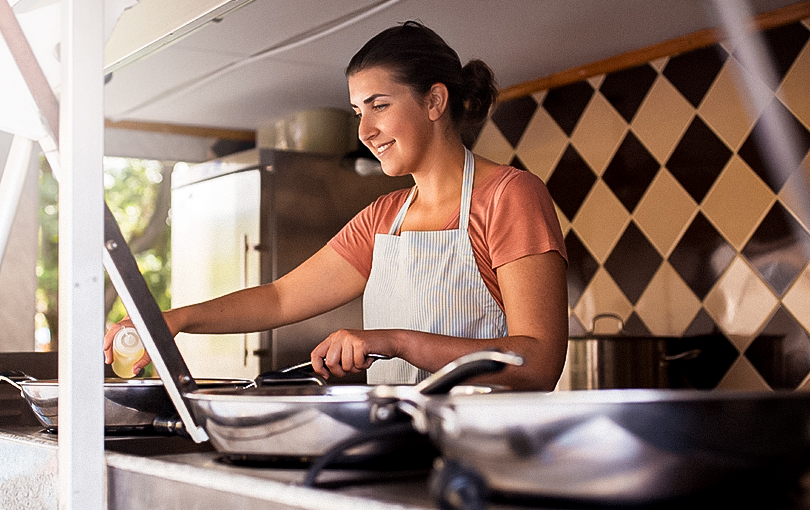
[346, 21, 497, 140]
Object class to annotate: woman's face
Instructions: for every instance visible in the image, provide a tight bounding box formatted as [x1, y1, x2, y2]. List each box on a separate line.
[348, 67, 433, 177]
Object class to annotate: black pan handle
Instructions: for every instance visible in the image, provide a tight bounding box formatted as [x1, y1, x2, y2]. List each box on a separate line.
[415, 350, 524, 396]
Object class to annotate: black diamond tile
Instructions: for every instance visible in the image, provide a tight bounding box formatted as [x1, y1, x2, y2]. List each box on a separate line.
[623, 312, 652, 336]
[667, 332, 738, 389]
[542, 80, 595, 136]
[663, 44, 728, 108]
[736, 22, 810, 88]
[668, 212, 736, 300]
[547, 145, 596, 221]
[600, 63, 658, 123]
[737, 98, 810, 193]
[684, 308, 723, 336]
[745, 306, 810, 389]
[508, 154, 528, 171]
[491, 95, 538, 148]
[569, 314, 586, 337]
[565, 230, 599, 308]
[764, 22, 810, 82]
[666, 116, 732, 203]
[602, 131, 661, 213]
[604, 221, 662, 304]
[742, 202, 810, 296]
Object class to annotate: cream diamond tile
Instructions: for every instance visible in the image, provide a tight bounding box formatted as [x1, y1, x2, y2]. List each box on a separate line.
[704, 256, 778, 347]
[555, 202, 571, 236]
[632, 77, 694, 164]
[515, 108, 568, 182]
[570, 92, 628, 176]
[571, 181, 630, 263]
[587, 74, 605, 90]
[635, 262, 701, 336]
[634, 169, 697, 256]
[473, 119, 514, 165]
[783, 264, 810, 334]
[700, 57, 766, 150]
[572, 267, 633, 329]
[715, 356, 770, 390]
[779, 40, 810, 130]
[778, 152, 810, 231]
[650, 56, 668, 73]
[702, 156, 775, 250]
[531, 90, 548, 104]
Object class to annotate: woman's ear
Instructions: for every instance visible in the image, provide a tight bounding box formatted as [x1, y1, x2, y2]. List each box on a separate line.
[427, 83, 449, 121]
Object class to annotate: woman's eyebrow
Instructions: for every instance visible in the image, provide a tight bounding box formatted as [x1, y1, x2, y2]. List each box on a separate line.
[350, 93, 388, 109]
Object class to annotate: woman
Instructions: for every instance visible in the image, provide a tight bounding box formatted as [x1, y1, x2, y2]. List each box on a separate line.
[104, 21, 568, 391]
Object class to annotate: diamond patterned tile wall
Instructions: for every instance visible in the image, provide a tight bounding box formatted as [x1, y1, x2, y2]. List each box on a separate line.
[473, 18, 810, 390]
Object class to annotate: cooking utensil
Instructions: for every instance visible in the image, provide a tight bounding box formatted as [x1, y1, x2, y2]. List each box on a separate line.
[0, 372, 253, 433]
[184, 350, 523, 461]
[417, 388, 810, 507]
[254, 353, 390, 386]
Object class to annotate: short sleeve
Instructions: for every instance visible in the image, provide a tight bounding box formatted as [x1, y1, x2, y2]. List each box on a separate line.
[486, 170, 567, 269]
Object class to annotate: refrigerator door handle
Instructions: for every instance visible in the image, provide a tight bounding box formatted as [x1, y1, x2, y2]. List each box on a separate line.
[242, 233, 250, 366]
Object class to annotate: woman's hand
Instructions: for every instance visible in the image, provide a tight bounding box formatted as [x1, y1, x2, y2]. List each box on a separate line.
[310, 329, 400, 379]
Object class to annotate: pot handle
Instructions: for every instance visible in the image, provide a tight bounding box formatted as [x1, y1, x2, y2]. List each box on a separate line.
[586, 313, 624, 336]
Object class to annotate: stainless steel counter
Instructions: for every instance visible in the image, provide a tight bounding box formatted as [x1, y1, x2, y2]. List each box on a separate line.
[3, 426, 810, 510]
[0, 428, 435, 510]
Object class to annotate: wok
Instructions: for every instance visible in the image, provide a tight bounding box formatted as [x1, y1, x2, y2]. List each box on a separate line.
[0, 372, 253, 433]
[408, 388, 810, 508]
[185, 350, 523, 462]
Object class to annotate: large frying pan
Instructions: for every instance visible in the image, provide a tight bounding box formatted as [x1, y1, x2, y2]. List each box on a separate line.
[185, 350, 522, 461]
[403, 388, 810, 508]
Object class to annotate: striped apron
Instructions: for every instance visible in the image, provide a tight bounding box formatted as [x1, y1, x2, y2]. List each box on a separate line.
[364, 148, 508, 384]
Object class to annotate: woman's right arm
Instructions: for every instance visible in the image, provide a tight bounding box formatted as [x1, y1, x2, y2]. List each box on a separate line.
[103, 245, 367, 371]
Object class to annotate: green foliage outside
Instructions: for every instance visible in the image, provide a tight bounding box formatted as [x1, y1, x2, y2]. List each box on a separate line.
[36, 156, 172, 358]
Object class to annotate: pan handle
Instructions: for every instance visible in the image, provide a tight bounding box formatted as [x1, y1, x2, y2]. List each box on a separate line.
[414, 350, 523, 396]
[0, 370, 36, 392]
[370, 350, 524, 432]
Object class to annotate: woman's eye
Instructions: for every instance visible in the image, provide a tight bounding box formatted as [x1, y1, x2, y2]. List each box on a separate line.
[372, 103, 388, 111]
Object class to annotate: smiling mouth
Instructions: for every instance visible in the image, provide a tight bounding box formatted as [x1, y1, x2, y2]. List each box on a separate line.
[375, 141, 394, 156]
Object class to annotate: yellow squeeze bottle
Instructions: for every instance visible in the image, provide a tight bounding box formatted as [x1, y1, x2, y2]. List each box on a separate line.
[112, 327, 144, 378]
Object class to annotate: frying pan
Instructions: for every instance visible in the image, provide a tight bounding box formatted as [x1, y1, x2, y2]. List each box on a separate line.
[407, 388, 810, 508]
[0, 372, 253, 433]
[184, 350, 523, 461]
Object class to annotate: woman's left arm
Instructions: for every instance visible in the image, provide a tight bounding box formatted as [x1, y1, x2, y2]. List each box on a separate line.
[312, 251, 568, 391]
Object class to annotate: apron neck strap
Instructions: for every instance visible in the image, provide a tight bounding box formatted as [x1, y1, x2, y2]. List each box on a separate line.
[387, 148, 475, 235]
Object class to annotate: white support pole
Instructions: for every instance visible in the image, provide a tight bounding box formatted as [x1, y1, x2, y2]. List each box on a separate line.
[57, 0, 106, 508]
[0, 134, 34, 273]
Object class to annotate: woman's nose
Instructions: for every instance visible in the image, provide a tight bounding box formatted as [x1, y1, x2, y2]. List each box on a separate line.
[357, 115, 376, 144]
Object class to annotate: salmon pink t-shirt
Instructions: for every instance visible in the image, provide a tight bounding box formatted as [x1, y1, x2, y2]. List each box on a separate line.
[328, 165, 567, 310]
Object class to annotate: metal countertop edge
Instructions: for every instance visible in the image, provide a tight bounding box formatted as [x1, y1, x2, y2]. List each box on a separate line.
[103, 451, 430, 510]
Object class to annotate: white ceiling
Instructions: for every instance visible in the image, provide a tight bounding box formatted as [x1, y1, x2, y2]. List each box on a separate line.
[102, 0, 804, 133]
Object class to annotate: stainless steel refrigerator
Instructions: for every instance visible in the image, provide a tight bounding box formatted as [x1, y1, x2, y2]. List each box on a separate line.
[170, 148, 411, 380]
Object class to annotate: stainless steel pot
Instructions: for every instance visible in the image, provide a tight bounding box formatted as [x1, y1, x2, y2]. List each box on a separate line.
[563, 313, 706, 390]
[0, 374, 254, 433]
[411, 389, 810, 507]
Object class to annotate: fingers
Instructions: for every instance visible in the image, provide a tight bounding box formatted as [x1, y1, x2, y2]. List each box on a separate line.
[312, 329, 372, 379]
[103, 317, 134, 364]
[132, 352, 152, 375]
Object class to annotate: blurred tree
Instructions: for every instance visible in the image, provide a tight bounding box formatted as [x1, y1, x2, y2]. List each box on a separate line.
[36, 156, 172, 351]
